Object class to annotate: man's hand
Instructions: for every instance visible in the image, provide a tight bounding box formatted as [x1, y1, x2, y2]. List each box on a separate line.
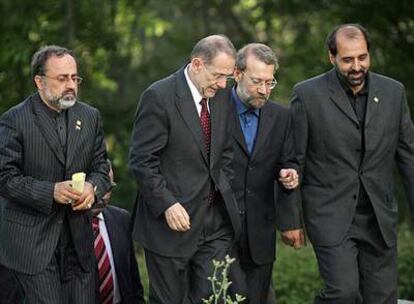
[54, 181, 81, 205]
[72, 181, 95, 211]
[281, 229, 305, 249]
[279, 168, 299, 189]
[164, 202, 191, 232]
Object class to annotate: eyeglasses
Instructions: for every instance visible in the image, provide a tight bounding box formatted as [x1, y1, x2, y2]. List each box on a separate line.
[203, 64, 234, 82]
[42, 74, 83, 85]
[242, 72, 277, 89]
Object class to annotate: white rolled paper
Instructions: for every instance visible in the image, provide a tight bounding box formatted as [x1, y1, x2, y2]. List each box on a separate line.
[72, 172, 86, 193]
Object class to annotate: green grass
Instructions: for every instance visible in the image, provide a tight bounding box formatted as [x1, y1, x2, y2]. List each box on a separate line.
[135, 223, 414, 302]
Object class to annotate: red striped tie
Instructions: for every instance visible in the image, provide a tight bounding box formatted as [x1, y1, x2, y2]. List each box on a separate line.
[92, 217, 114, 304]
[200, 98, 215, 205]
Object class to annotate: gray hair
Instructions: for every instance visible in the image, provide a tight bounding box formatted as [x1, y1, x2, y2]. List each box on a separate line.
[236, 43, 279, 71]
[190, 35, 236, 65]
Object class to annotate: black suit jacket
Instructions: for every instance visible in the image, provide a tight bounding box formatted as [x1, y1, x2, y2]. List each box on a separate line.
[101, 206, 145, 304]
[230, 98, 301, 265]
[291, 69, 414, 247]
[129, 66, 241, 257]
[0, 93, 110, 274]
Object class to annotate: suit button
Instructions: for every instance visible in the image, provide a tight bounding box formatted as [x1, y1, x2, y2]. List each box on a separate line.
[239, 210, 245, 215]
[353, 194, 357, 200]
[246, 188, 251, 194]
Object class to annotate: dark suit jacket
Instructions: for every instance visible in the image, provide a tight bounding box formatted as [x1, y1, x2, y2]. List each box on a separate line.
[0, 93, 110, 274]
[230, 98, 301, 265]
[291, 68, 414, 247]
[101, 205, 145, 304]
[129, 66, 241, 257]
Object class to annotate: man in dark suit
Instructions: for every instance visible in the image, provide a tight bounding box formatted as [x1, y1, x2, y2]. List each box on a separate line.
[92, 161, 145, 303]
[0, 45, 110, 303]
[291, 24, 414, 303]
[129, 35, 241, 303]
[228, 43, 304, 303]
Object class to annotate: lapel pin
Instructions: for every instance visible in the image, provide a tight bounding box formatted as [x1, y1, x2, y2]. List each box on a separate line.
[373, 97, 379, 103]
[76, 120, 82, 130]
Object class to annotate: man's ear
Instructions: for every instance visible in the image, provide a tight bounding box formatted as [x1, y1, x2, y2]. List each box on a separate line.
[34, 75, 44, 90]
[234, 68, 242, 83]
[190, 57, 203, 74]
[328, 52, 336, 66]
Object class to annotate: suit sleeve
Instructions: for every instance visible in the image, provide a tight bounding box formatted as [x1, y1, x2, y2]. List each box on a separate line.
[128, 88, 177, 218]
[86, 109, 111, 201]
[0, 112, 54, 214]
[395, 87, 414, 222]
[275, 109, 302, 231]
[290, 86, 309, 178]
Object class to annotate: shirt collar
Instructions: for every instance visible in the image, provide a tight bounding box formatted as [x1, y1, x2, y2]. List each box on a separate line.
[95, 212, 104, 221]
[231, 86, 259, 116]
[184, 64, 204, 103]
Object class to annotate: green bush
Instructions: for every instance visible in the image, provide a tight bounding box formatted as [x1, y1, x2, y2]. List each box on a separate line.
[136, 224, 414, 302]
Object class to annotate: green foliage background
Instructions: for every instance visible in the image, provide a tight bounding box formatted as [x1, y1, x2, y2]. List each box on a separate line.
[1, 0, 413, 301]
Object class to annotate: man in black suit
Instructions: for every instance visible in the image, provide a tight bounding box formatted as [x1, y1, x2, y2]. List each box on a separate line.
[291, 24, 414, 303]
[129, 35, 241, 303]
[0, 45, 110, 303]
[92, 161, 145, 303]
[228, 43, 304, 303]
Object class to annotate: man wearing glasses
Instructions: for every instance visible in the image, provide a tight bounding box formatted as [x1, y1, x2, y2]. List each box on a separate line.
[0, 45, 110, 303]
[129, 35, 241, 303]
[229, 43, 304, 303]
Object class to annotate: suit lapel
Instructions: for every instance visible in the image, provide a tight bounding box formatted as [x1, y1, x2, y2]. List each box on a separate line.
[328, 69, 359, 126]
[230, 94, 249, 156]
[66, 103, 83, 169]
[174, 68, 209, 165]
[31, 94, 65, 165]
[251, 104, 273, 159]
[365, 74, 380, 128]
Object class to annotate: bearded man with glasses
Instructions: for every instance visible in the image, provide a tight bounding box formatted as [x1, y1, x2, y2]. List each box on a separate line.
[0, 45, 110, 303]
[228, 43, 304, 303]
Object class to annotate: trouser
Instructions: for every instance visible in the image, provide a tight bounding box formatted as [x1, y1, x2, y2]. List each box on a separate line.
[145, 200, 234, 304]
[13, 220, 95, 304]
[313, 211, 397, 304]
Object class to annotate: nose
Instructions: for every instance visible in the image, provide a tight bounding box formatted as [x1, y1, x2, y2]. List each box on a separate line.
[352, 59, 361, 71]
[257, 83, 267, 95]
[217, 78, 227, 89]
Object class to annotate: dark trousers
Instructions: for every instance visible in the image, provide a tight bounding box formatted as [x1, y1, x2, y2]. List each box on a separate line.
[13, 221, 95, 304]
[0, 264, 25, 304]
[229, 215, 273, 304]
[313, 211, 397, 304]
[145, 202, 233, 304]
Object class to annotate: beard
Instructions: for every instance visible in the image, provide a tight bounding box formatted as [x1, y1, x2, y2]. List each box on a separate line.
[336, 65, 368, 88]
[238, 84, 268, 109]
[45, 88, 77, 110]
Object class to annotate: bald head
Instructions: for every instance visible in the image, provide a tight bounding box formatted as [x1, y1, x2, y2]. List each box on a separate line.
[327, 24, 370, 56]
[190, 35, 236, 65]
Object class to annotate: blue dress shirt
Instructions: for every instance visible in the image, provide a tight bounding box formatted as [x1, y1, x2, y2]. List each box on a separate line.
[231, 87, 260, 154]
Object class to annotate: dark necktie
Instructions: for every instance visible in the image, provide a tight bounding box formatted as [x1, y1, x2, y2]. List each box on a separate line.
[199, 98, 211, 156]
[92, 217, 114, 304]
[199, 98, 215, 205]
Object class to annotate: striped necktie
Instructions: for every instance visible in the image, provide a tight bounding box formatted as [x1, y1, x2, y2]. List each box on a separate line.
[92, 216, 114, 304]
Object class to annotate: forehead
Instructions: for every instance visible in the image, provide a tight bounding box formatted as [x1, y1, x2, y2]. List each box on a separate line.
[208, 52, 235, 73]
[245, 55, 275, 77]
[336, 33, 368, 57]
[44, 54, 77, 75]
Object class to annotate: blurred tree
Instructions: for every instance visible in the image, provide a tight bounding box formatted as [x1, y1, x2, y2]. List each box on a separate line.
[1, 0, 413, 216]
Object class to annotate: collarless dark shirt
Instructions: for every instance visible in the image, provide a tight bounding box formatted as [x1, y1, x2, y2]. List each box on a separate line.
[336, 73, 372, 212]
[37, 97, 68, 152]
